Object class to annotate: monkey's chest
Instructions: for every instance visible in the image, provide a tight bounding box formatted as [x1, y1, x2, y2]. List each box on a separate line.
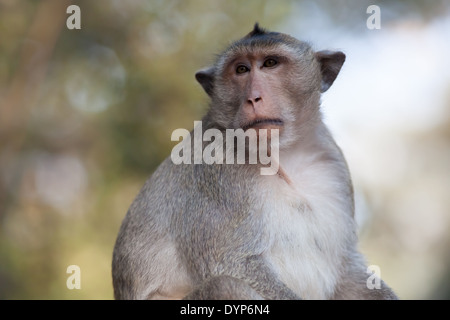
[261, 176, 352, 299]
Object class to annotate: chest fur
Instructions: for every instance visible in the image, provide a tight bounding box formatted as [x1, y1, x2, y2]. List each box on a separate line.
[261, 153, 355, 299]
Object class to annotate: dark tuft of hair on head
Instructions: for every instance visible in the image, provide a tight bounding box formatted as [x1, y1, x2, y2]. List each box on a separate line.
[246, 23, 268, 37]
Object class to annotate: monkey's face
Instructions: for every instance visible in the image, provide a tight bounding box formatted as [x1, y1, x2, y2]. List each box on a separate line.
[196, 25, 345, 148]
[215, 43, 320, 147]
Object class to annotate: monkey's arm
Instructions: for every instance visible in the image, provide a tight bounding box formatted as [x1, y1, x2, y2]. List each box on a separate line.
[183, 257, 300, 300]
[183, 275, 264, 300]
[331, 254, 398, 300]
[332, 276, 398, 300]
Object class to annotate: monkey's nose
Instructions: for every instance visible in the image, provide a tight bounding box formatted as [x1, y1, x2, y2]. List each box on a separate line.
[247, 95, 262, 106]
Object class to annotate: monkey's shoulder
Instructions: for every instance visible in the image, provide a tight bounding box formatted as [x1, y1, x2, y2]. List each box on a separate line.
[129, 158, 257, 216]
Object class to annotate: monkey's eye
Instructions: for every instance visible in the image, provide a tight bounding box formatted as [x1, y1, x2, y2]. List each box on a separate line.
[263, 58, 277, 68]
[236, 65, 249, 74]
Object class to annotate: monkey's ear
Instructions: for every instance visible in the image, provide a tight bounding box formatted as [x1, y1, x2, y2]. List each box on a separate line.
[315, 50, 346, 93]
[195, 67, 215, 96]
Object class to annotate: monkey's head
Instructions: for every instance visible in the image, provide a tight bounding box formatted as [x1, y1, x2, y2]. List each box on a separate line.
[196, 24, 345, 148]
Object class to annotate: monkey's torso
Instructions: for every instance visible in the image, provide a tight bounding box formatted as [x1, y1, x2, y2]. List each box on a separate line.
[261, 130, 356, 299]
[112, 122, 364, 300]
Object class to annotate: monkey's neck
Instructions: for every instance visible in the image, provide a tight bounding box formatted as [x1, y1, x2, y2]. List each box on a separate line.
[277, 121, 343, 187]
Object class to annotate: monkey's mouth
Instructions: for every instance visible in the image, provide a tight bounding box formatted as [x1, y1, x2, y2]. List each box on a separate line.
[242, 118, 284, 131]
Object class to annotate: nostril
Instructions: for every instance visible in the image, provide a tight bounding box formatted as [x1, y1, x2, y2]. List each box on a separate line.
[247, 96, 262, 105]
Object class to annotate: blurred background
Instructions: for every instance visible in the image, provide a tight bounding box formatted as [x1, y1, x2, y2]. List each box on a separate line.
[0, 0, 449, 299]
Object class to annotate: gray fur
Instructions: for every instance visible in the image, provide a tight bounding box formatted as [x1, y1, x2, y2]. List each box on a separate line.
[112, 25, 398, 300]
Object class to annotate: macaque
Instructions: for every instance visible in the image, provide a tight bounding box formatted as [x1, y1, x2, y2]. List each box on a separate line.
[112, 24, 398, 300]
